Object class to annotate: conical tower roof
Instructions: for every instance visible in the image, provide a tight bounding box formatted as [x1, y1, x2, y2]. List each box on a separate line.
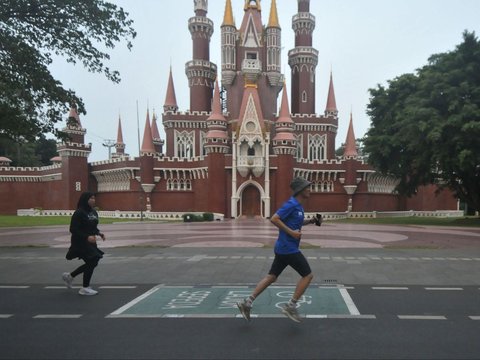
[116, 116, 124, 145]
[151, 110, 161, 140]
[222, 0, 235, 27]
[163, 67, 178, 112]
[274, 83, 295, 142]
[325, 71, 338, 114]
[267, 0, 280, 28]
[140, 109, 156, 154]
[344, 112, 358, 158]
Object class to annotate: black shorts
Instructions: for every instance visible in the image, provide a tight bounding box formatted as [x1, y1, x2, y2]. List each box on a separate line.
[268, 252, 312, 278]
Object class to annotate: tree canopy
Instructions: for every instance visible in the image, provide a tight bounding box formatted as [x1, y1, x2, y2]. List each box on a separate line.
[0, 0, 136, 142]
[364, 31, 480, 212]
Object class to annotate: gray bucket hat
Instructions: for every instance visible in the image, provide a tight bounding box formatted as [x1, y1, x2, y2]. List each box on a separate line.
[290, 177, 311, 196]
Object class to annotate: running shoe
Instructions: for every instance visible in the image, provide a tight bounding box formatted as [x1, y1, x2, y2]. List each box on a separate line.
[78, 287, 98, 296]
[237, 299, 252, 321]
[62, 272, 73, 289]
[282, 303, 302, 323]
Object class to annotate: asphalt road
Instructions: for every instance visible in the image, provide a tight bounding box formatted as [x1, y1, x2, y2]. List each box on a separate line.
[1, 247, 480, 359]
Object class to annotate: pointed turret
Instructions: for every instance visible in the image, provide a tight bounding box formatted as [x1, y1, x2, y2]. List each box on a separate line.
[114, 115, 126, 157]
[267, 0, 280, 28]
[344, 113, 358, 158]
[222, 0, 235, 26]
[325, 71, 338, 116]
[163, 67, 178, 113]
[205, 80, 229, 154]
[140, 109, 156, 154]
[273, 83, 296, 153]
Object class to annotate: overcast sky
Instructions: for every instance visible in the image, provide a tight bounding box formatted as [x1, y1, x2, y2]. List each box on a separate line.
[49, 0, 480, 162]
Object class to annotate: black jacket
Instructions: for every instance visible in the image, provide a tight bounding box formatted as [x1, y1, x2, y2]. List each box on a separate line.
[66, 208, 104, 260]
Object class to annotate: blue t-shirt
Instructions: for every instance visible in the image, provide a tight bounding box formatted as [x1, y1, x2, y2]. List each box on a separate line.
[273, 196, 305, 254]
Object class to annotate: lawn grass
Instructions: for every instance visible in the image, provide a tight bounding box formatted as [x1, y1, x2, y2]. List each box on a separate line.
[331, 216, 480, 227]
[0, 215, 478, 228]
[0, 216, 145, 227]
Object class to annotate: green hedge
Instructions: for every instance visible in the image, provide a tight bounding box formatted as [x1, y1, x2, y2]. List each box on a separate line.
[183, 213, 214, 222]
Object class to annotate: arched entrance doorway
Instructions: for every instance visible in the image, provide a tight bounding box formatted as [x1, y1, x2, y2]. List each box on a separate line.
[241, 185, 261, 217]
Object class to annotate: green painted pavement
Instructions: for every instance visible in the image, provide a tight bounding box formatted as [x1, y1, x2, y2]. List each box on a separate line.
[109, 286, 360, 318]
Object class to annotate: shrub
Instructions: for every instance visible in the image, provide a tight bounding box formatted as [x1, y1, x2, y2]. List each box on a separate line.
[202, 212, 214, 221]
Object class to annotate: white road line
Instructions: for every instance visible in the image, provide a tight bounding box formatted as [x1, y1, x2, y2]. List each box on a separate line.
[109, 285, 162, 316]
[45, 286, 81, 289]
[0, 314, 13, 318]
[326, 314, 376, 319]
[424, 287, 463, 291]
[469, 316, 480, 320]
[372, 287, 409, 290]
[34, 314, 82, 319]
[398, 315, 447, 320]
[98, 286, 137, 289]
[0, 285, 29, 289]
[339, 288, 360, 315]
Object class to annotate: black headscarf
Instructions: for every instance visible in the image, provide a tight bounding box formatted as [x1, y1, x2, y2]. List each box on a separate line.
[76, 191, 95, 211]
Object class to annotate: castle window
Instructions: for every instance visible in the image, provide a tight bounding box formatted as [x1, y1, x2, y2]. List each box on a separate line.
[247, 147, 255, 156]
[308, 134, 326, 161]
[246, 52, 257, 60]
[175, 130, 195, 159]
[302, 91, 307, 103]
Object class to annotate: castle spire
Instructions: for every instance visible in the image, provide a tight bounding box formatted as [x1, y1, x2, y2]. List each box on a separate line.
[344, 112, 358, 158]
[140, 109, 156, 154]
[267, 0, 280, 28]
[273, 82, 295, 147]
[67, 105, 82, 128]
[116, 116, 124, 145]
[163, 67, 178, 112]
[151, 110, 161, 141]
[205, 80, 228, 152]
[222, 0, 235, 26]
[325, 71, 338, 115]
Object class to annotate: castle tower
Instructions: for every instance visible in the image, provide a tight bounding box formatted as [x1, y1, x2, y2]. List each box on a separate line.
[186, 0, 217, 112]
[289, 0, 318, 114]
[140, 109, 156, 211]
[222, 0, 283, 121]
[205, 80, 229, 214]
[273, 82, 296, 208]
[343, 112, 359, 211]
[57, 106, 91, 209]
[221, 0, 237, 86]
[324, 71, 339, 158]
[266, 0, 282, 86]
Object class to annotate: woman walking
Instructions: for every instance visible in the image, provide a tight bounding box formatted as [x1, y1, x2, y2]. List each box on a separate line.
[62, 191, 106, 295]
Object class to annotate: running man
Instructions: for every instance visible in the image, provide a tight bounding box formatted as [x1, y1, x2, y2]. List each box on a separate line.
[237, 177, 321, 322]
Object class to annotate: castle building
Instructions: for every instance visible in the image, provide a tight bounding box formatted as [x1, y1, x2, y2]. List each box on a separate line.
[0, 0, 457, 216]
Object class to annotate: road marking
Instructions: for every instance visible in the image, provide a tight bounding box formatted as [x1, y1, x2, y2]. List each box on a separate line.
[398, 315, 447, 320]
[339, 288, 360, 315]
[324, 314, 376, 319]
[45, 286, 81, 289]
[372, 287, 409, 290]
[0, 314, 13, 318]
[108, 285, 162, 316]
[0, 285, 29, 289]
[34, 314, 82, 319]
[99, 286, 137, 289]
[469, 316, 480, 320]
[424, 287, 463, 291]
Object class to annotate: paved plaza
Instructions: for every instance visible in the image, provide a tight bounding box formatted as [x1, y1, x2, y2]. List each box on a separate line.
[1, 218, 480, 249]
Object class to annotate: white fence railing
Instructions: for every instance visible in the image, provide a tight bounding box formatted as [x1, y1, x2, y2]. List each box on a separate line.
[18, 208, 463, 221]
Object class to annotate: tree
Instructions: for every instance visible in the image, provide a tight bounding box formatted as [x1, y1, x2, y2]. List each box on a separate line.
[364, 31, 480, 213]
[0, 134, 57, 166]
[0, 0, 136, 142]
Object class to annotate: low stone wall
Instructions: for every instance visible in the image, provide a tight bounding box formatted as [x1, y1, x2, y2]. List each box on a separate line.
[305, 210, 464, 221]
[16, 209, 224, 221]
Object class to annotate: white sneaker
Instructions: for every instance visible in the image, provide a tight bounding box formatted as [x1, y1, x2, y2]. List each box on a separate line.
[78, 287, 98, 296]
[62, 272, 73, 289]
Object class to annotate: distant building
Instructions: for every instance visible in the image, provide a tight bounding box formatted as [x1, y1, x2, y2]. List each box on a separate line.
[0, 0, 457, 216]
